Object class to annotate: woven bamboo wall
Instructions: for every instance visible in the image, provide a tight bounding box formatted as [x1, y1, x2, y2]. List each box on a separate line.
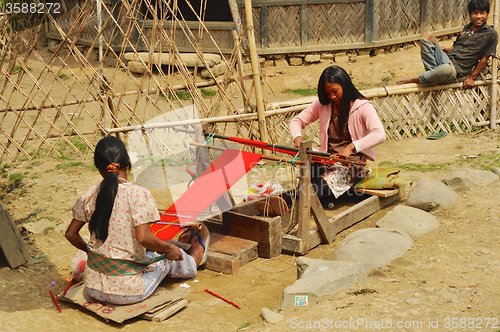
[0, 0, 496, 164]
[46, 0, 472, 54]
[306, 3, 366, 46]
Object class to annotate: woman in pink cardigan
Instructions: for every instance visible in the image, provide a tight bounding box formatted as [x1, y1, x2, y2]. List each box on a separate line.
[289, 65, 386, 207]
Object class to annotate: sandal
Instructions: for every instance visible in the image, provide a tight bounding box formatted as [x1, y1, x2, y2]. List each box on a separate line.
[178, 223, 210, 267]
[427, 131, 447, 140]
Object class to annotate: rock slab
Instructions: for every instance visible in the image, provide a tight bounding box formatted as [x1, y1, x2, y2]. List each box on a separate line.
[406, 178, 458, 211]
[442, 168, 499, 191]
[331, 228, 413, 273]
[280, 258, 366, 309]
[376, 205, 440, 237]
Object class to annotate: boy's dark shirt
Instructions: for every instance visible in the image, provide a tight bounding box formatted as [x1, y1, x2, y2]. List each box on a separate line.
[448, 22, 498, 77]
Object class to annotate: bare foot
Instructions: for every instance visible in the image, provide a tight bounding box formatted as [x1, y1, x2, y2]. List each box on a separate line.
[188, 236, 205, 267]
[396, 75, 420, 85]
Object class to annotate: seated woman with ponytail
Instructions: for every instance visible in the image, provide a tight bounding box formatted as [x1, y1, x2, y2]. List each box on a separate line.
[65, 136, 209, 305]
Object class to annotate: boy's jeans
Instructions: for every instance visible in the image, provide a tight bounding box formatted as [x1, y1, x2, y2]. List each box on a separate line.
[418, 37, 458, 85]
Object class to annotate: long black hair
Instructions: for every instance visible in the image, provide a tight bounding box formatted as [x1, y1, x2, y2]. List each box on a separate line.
[89, 136, 131, 241]
[317, 65, 366, 132]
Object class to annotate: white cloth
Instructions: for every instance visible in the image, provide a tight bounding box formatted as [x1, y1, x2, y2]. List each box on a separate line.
[86, 250, 197, 304]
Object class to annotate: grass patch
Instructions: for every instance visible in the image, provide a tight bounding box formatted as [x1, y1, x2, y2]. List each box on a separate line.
[29, 161, 42, 169]
[13, 65, 31, 73]
[282, 88, 317, 96]
[160, 91, 191, 101]
[0, 163, 10, 171]
[356, 82, 372, 90]
[59, 74, 70, 80]
[55, 161, 84, 170]
[201, 88, 217, 98]
[9, 172, 26, 183]
[455, 152, 500, 171]
[238, 322, 250, 330]
[378, 161, 451, 172]
[70, 137, 88, 153]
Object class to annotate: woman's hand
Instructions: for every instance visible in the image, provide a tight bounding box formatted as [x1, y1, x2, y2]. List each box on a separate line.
[136, 224, 183, 261]
[293, 136, 303, 149]
[163, 243, 184, 261]
[338, 143, 356, 159]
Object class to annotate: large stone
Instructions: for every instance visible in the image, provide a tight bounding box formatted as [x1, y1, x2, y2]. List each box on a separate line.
[128, 61, 147, 74]
[200, 62, 227, 78]
[274, 58, 289, 67]
[304, 54, 321, 63]
[280, 258, 366, 309]
[261, 308, 284, 324]
[406, 178, 458, 211]
[331, 228, 413, 273]
[376, 205, 440, 237]
[288, 57, 303, 66]
[442, 168, 499, 191]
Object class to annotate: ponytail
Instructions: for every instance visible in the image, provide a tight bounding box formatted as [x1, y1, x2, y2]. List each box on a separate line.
[89, 137, 131, 242]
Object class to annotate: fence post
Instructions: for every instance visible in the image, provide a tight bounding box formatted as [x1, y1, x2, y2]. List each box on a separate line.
[491, 0, 499, 129]
[365, 0, 374, 43]
[244, 0, 270, 153]
[420, 0, 428, 34]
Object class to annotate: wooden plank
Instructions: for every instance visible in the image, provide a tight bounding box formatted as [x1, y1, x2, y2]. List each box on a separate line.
[0, 203, 31, 268]
[205, 251, 240, 275]
[141, 299, 189, 322]
[355, 188, 398, 197]
[330, 195, 380, 234]
[309, 192, 335, 244]
[296, 141, 312, 250]
[253, 27, 463, 55]
[237, 0, 366, 6]
[283, 189, 402, 254]
[208, 233, 258, 266]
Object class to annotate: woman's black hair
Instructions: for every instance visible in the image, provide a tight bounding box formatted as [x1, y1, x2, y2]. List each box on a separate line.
[89, 136, 131, 241]
[317, 65, 366, 132]
[468, 0, 490, 14]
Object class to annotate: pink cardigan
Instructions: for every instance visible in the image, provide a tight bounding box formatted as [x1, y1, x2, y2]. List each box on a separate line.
[289, 99, 385, 161]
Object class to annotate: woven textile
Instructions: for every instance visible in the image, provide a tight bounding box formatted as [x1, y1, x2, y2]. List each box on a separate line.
[87, 250, 165, 277]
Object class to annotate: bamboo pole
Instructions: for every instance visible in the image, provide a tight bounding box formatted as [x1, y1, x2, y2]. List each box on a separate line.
[491, 0, 499, 129]
[189, 141, 305, 165]
[228, 0, 250, 58]
[232, 30, 251, 111]
[244, 0, 269, 155]
[106, 106, 303, 133]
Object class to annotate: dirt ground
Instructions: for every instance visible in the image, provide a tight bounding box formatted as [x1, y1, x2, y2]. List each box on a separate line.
[2, 37, 500, 332]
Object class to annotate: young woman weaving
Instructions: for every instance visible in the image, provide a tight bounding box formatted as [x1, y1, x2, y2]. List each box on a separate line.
[289, 65, 386, 206]
[65, 136, 209, 304]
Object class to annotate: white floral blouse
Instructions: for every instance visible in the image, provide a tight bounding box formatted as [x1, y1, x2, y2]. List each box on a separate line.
[72, 182, 160, 296]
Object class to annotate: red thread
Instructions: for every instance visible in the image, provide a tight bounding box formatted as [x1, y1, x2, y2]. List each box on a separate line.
[50, 290, 62, 312]
[205, 289, 240, 309]
[62, 278, 74, 296]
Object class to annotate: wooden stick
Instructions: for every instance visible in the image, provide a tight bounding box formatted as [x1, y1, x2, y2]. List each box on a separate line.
[189, 141, 305, 165]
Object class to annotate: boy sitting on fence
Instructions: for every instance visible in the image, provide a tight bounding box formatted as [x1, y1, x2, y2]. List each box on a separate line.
[397, 0, 498, 89]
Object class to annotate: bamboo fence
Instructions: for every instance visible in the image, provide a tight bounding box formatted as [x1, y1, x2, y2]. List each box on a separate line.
[0, 0, 498, 164]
